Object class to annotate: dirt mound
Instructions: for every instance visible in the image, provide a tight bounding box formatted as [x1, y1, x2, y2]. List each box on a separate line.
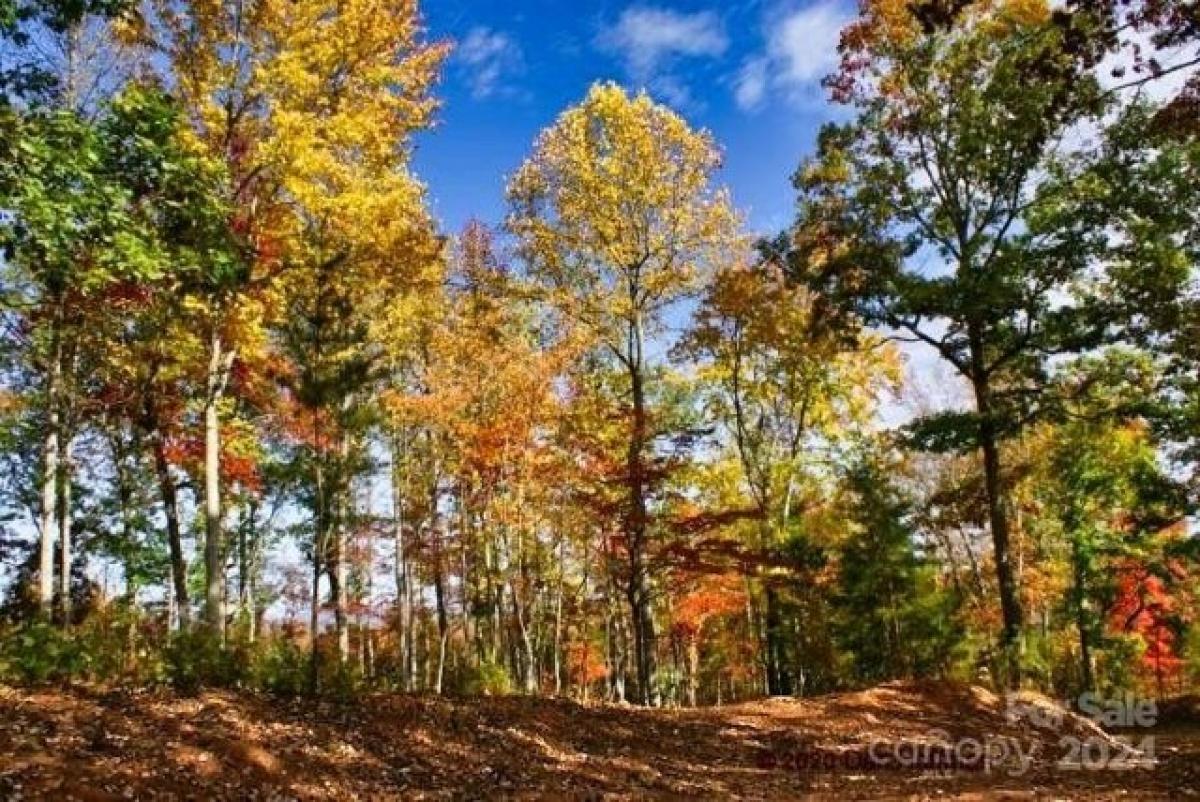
[714, 680, 1128, 775]
[727, 679, 1118, 742]
[0, 682, 1195, 800]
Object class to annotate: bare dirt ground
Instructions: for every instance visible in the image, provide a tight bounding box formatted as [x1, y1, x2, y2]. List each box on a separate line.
[1, 680, 1197, 800]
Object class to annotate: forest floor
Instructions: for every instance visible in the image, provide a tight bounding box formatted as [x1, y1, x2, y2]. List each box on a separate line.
[1, 680, 1198, 800]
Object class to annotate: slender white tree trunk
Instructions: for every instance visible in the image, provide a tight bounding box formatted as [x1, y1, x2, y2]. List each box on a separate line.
[391, 431, 413, 689]
[333, 428, 351, 663]
[203, 326, 235, 636]
[38, 331, 62, 618]
[58, 439, 72, 625]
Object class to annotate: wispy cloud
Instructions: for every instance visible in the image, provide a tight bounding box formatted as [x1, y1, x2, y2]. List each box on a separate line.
[457, 26, 524, 100]
[734, 57, 769, 111]
[734, 1, 849, 112]
[596, 7, 729, 109]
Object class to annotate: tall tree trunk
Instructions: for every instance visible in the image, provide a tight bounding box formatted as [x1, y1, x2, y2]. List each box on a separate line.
[485, 536, 502, 664]
[109, 423, 142, 647]
[512, 581, 537, 694]
[602, 538, 627, 703]
[238, 499, 259, 642]
[246, 571, 257, 642]
[625, 315, 658, 706]
[1071, 536, 1095, 695]
[309, 424, 327, 692]
[433, 535, 448, 693]
[203, 326, 234, 636]
[612, 603, 629, 703]
[330, 429, 351, 664]
[57, 438, 72, 626]
[435, 627, 449, 695]
[166, 564, 179, 635]
[49, 30, 75, 627]
[458, 497, 474, 668]
[38, 321, 62, 619]
[152, 429, 190, 628]
[763, 585, 791, 695]
[745, 585, 767, 695]
[552, 538, 565, 695]
[685, 636, 699, 707]
[391, 430, 414, 690]
[970, 341, 1024, 688]
[331, 532, 349, 662]
[309, 545, 322, 691]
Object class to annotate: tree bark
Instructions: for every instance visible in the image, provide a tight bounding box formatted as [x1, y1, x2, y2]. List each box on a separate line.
[309, 416, 327, 692]
[38, 322, 62, 619]
[1071, 537, 1095, 695]
[625, 311, 658, 706]
[152, 430, 190, 628]
[763, 585, 791, 695]
[57, 438, 72, 626]
[685, 636, 699, 707]
[969, 343, 1024, 688]
[433, 534, 448, 692]
[391, 430, 414, 690]
[331, 430, 351, 664]
[238, 498, 259, 642]
[512, 580, 538, 694]
[203, 326, 234, 636]
[552, 538, 565, 695]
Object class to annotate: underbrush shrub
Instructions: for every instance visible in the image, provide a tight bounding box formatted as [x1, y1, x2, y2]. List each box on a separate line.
[657, 666, 684, 706]
[0, 621, 90, 683]
[320, 658, 367, 701]
[164, 629, 247, 694]
[1020, 629, 1057, 692]
[0, 607, 175, 686]
[2, 616, 373, 700]
[462, 659, 513, 696]
[251, 637, 309, 697]
[1097, 634, 1146, 697]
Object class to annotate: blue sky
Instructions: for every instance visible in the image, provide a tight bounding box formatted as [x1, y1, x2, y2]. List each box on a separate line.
[413, 0, 855, 237]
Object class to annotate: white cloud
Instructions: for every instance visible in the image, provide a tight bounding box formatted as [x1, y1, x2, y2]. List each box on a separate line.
[598, 7, 729, 78]
[457, 27, 524, 100]
[734, 57, 770, 111]
[734, 1, 849, 111]
[649, 74, 696, 109]
[769, 3, 846, 88]
[596, 7, 729, 109]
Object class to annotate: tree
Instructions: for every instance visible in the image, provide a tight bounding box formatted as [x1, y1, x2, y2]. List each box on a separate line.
[508, 82, 740, 705]
[680, 253, 901, 694]
[1067, 0, 1199, 102]
[149, 0, 279, 635]
[87, 84, 242, 628]
[0, 0, 135, 110]
[795, 0, 1118, 684]
[0, 0, 141, 622]
[0, 101, 168, 618]
[1025, 353, 1189, 693]
[262, 0, 446, 672]
[1081, 99, 1200, 476]
[835, 448, 960, 684]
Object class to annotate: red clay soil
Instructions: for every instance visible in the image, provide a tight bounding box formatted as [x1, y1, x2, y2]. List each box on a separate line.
[1, 680, 1197, 800]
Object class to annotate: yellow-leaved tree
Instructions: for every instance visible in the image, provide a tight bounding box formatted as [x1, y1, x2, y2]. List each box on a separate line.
[507, 82, 740, 706]
[679, 256, 903, 695]
[259, 0, 447, 672]
[151, 0, 284, 633]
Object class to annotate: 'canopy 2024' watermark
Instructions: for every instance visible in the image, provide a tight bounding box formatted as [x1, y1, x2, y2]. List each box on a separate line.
[1005, 692, 1157, 773]
[759, 692, 1158, 777]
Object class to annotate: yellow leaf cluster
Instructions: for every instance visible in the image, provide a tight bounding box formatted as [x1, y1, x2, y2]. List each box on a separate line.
[508, 82, 742, 347]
